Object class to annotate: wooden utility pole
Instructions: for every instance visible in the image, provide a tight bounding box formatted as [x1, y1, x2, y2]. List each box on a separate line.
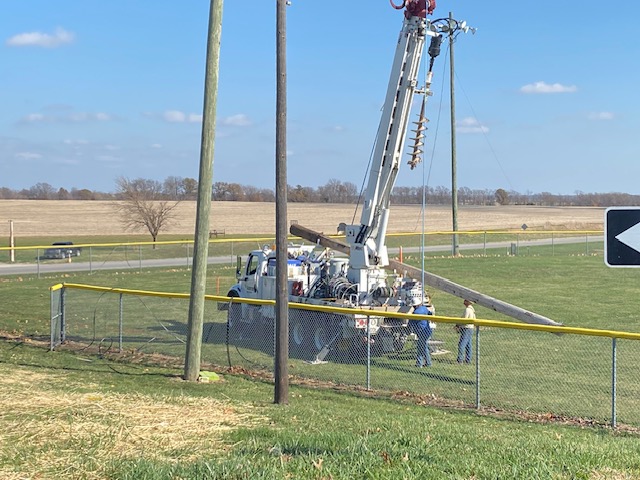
[274, 0, 289, 404]
[9, 220, 15, 263]
[184, 0, 223, 381]
[449, 11, 459, 256]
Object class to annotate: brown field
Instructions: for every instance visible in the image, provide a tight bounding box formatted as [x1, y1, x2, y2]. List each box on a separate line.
[0, 200, 605, 237]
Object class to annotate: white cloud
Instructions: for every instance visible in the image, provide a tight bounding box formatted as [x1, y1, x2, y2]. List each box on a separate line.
[163, 110, 186, 123]
[23, 113, 47, 123]
[150, 143, 163, 149]
[68, 112, 112, 122]
[15, 152, 42, 160]
[588, 111, 614, 121]
[6, 27, 75, 48]
[221, 114, 252, 127]
[162, 110, 201, 123]
[457, 117, 489, 133]
[94, 112, 111, 121]
[520, 81, 577, 94]
[19, 111, 112, 124]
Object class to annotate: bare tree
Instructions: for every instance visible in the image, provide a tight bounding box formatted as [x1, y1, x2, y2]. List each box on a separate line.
[163, 176, 185, 199]
[71, 188, 95, 200]
[57, 187, 70, 200]
[182, 178, 198, 199]
[113, 176, 180, 245]
[495, 188, 509, 205]
[29, 182, 55, 200]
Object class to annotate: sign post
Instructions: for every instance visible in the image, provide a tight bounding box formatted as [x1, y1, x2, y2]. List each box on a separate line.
[605, 207, 640, 267]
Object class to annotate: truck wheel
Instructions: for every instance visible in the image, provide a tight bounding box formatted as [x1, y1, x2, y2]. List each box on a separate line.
[312, 323, 329, 352]
[393, 335, 408, 352]
[227, 291, 241, 331]
[290, 318, 306, 348]
[311, 315, 340, 352]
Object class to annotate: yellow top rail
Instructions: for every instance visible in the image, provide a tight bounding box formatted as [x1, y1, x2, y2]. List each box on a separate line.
[53, 282, 640, 342]
[1, 230, 604, 251]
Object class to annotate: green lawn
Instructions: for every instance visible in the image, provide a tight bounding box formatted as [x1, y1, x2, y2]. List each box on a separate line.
[3, 241, 640, 478]
[1, 340, 640, 479]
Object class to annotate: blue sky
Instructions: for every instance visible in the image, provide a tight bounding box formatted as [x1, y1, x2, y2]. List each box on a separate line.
[2, 1, 640, 195]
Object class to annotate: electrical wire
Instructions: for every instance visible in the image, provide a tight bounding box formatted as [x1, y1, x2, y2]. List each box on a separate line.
[411, 37, 449, 233]
[453, 69, 516, 192]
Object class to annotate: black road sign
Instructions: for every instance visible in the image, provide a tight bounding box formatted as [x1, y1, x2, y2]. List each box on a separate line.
[605, 207, 640, 267]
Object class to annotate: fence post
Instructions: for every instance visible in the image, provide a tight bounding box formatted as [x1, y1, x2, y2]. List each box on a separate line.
[37, 249, 41, 279]
[60, 287, 66, 343]
[366, 316, 371, 391]
[89, 246, 93, 275]
[585, 234, 589, 256]
[612, 337, 617, 428]
[552, 233, 555, 256]
[119, 293, 124, 353]
[483, 231, 486, 256]
[50, 287, 55, 351]
[139, 245, 142, 272]
[475, 326, 480, 409]
[50, 287, 65, 350]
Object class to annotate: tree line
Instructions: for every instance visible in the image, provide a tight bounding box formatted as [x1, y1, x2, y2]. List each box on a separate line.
[2, 177, 640, 207]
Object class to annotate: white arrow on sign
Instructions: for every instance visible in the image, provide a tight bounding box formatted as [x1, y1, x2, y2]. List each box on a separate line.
[615, 222, 640, 253]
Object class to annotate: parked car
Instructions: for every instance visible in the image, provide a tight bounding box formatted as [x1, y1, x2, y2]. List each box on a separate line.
[42, 242, 82, 260]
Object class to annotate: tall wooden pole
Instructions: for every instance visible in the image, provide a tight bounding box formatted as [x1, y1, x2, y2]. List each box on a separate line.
[449, 11, 459, 256]
[9, 220, 15, 263]
[184, 0, 223, 381]
[274, 0, 289, 404]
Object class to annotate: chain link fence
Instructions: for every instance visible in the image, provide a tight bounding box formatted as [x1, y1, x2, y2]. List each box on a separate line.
[2, 232, 603, 277]
[50, 283, 640, 428]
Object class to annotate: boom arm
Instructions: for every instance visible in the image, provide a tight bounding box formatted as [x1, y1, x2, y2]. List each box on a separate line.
[341, 7, 439, 287]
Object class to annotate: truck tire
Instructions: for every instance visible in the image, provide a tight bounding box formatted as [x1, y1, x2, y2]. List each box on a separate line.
[311, 322, 330, 352]
[310, 314, 341, 352]
[393, 334, 408, 352]
[290, 316, 306, 349]
[226, 291, 242, 333]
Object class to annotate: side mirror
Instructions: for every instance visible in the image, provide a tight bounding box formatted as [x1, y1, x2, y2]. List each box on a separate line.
[235, 255, 242, 280]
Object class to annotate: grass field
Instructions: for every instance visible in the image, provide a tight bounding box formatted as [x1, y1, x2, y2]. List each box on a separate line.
[0, 200, 604, 237]
[1, 205, 637, 479]
[2, 338, 640, 479]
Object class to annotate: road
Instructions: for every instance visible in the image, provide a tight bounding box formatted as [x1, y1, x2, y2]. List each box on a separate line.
[0, 236, 602, 276]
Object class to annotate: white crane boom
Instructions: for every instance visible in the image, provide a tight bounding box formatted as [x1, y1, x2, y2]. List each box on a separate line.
[340, 9, 440, 291]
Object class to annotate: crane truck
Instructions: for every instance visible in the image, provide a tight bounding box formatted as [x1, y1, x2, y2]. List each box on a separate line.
[225, 1, 445, 360]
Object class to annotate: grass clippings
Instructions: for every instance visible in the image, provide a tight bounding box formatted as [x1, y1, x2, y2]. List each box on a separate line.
[0, 367, 265, 479]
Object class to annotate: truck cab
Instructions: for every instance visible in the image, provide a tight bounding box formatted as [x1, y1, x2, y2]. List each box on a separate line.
[228, 244, 321, 301]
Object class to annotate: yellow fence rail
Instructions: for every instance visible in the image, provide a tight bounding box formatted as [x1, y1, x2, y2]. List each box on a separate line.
[50, 282, 639, 429]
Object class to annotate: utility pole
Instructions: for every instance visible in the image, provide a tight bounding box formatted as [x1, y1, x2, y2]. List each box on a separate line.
[449, 11, 459, 256]
[9, 220, 15, 263]
[429, 12, 474, 256]
[184, 0, 223, 382]
[274, 0, 289, 404]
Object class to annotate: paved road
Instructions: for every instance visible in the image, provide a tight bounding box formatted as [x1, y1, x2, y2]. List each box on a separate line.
[0, 236, 603, 276]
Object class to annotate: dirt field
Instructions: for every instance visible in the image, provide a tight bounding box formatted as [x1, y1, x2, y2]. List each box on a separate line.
[0, 200, 605, 237]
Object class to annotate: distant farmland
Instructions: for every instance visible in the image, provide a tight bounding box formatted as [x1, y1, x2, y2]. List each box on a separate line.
[0, 200, 604, 237]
